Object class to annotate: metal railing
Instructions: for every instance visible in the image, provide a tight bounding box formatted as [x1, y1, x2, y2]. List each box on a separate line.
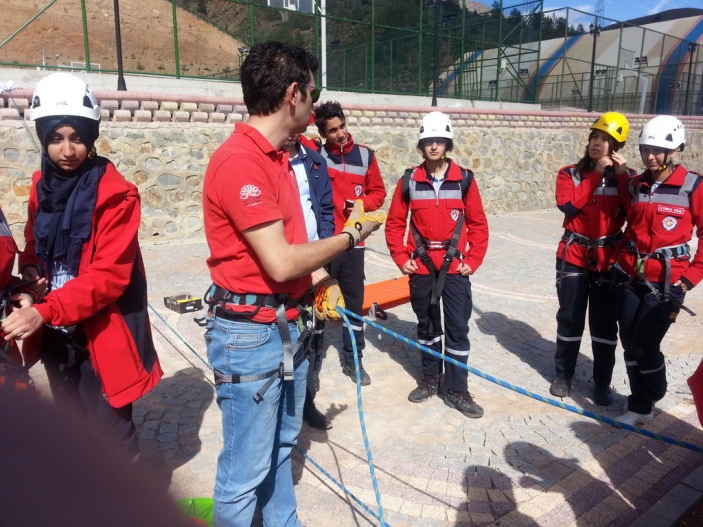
[1, 0, 700, 114]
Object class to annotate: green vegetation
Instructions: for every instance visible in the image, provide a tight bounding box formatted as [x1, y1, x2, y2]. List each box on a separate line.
[175, 0, 583, 97]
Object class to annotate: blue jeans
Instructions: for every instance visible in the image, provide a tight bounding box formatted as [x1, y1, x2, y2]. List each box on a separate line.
[205, 315, 308, 527]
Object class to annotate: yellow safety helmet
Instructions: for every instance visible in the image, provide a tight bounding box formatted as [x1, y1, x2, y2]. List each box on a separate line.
[590, 111, 630, 144]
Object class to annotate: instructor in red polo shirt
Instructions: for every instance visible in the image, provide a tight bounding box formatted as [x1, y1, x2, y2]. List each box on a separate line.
[202, 42, 385, 527]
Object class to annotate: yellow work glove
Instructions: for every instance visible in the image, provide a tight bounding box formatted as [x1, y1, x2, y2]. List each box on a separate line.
[341, 200, 387, 248]
[314, 279, 345, 321]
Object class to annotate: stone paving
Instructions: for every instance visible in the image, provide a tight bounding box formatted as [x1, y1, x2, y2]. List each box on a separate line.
[30, 209, 702, 526]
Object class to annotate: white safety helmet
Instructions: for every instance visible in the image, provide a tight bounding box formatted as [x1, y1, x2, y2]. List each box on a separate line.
[418, 111, 453, 141]
[638, 115, 685, 152]
[30, 72, 100, 122]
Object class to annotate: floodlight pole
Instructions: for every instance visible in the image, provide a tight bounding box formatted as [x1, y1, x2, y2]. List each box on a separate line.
[431, 0, 441, 106]
[113, 0, 127, 91]
[321, 0, 327, 90]
[684, 42, 697, 115]
[587, 22, 601, 113]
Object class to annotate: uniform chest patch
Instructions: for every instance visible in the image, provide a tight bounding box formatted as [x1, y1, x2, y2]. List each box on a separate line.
[240, 184, 262, 207]
[662, 216, 678, 231]
[450, 209, 460, 222]
[354, 184, 363, 197]
[657, 204, 685, 217]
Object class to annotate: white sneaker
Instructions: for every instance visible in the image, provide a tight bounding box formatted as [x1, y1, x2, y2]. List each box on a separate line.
[616, 409, 654, 427]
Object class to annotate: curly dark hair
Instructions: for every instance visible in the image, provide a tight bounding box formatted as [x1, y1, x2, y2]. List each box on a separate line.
[241, 41, 319, 116]
[313, 101, 345, 135]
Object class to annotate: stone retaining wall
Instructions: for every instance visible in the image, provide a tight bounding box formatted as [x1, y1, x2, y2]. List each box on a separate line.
[2, 91, 703, 243]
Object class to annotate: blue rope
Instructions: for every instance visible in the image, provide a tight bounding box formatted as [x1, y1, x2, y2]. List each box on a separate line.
[148, 303, 211, 370]
[293, 445, 386, 524]
[147, 303, 389, 525]
[339, 309, 390, 527]
[338, 307, 703, 455]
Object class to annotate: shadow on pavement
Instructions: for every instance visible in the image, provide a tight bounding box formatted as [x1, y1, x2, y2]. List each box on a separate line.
[508, 440, 625, 526]
[473, 305, 592, 389]
[459, 465, 533, 527]
[294, 402, 349, 485]
[135, 366, 214, 489]
[572, 415, 703, 523]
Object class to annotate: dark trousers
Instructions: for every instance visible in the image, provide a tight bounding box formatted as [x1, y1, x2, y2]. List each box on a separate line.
[409, 273, 473, 393]
[554, 258, 618, 386]
[615, 270, 684, 414]
[328, 247, 365, 366]
[41, 327, 139, 458]
[306, 323, 325, 401]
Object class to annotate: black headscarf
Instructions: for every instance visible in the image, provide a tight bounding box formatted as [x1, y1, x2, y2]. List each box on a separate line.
[33, 116, 105, 286]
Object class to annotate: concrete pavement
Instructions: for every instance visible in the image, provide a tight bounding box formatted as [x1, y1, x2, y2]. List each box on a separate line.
[33, 208, 702, 526]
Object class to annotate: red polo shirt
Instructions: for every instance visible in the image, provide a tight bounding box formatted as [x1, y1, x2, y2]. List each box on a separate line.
[204, 122, 311, 322]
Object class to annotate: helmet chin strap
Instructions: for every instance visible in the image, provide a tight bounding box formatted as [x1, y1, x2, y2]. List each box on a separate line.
[657, 154, 670, 172]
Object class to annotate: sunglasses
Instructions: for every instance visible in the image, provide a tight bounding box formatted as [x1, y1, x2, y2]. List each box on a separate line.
[422, 138, 448, 146]
[299, 82, 321, 104]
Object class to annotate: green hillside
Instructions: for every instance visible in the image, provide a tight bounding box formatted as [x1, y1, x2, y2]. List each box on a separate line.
[174, 0, 583, 96]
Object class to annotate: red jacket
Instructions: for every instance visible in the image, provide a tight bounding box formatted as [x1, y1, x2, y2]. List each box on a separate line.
[385, 160, 489, 274]
[316, 134, 386, 244]
[555, 164, 633, 271]
[20, 163, 162, 408]
[0, 208, 22, 364]
[612, 165, 703, 288]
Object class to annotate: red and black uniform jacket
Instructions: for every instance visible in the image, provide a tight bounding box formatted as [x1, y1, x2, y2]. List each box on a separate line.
[316, 134, 386, 245]
[555, 164, 633, 271]
[386, 160, 489, 274]
[20, 163, 162, 408]
[0, 208, 22, 364]
[611, 165, 703, 289]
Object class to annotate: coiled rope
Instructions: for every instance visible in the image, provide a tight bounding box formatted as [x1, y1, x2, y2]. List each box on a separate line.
[147, 303, 390, 525]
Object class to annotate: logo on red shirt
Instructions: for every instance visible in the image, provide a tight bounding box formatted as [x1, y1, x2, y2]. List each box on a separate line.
[657, 204, 685, 217]
[240, 184, 262, 207]
[450, 209, 460, 222]
[662, 216, 678, 231]
[354, 185, 363, 197]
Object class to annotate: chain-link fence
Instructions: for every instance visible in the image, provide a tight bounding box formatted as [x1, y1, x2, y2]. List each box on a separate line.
[1, 0, 700, 114]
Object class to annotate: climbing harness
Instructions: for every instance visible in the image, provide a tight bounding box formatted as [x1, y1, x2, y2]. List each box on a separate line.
[203, 284, 314, 401]
[408, 220, 464, 336]
[148, 301, 389, 525]
[620, 241, 696, 316]
[557, 229, 622, 287]
[401, 167, 472, 335]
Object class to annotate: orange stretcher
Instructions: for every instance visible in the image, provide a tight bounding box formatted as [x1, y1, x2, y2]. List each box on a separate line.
[361, 275, 410, 320]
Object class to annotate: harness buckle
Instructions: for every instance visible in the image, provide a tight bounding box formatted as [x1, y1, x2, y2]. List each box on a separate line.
[426, 241, 445, 250]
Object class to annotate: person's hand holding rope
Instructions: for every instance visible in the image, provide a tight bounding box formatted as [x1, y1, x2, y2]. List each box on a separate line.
[314, 278, 345, 320]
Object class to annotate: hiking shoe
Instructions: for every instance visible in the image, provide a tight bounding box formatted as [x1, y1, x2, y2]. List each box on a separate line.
[408, 375, 440, 403]
[549, 377, 572, 397]
[592, 384, 613, 406]
[303, 398, 332, 430]
[616, 409, 654, 427]
[341, 362, 371, 386]
[444, 390, 484, 418]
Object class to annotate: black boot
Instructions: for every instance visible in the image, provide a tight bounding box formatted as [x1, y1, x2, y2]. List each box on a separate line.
[592, 384, 613, 406]
[341, 360, 371, 386]
[408, 375, 440, 403]
[549, 377, 572, 397]
[303, 397, 332, 430]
